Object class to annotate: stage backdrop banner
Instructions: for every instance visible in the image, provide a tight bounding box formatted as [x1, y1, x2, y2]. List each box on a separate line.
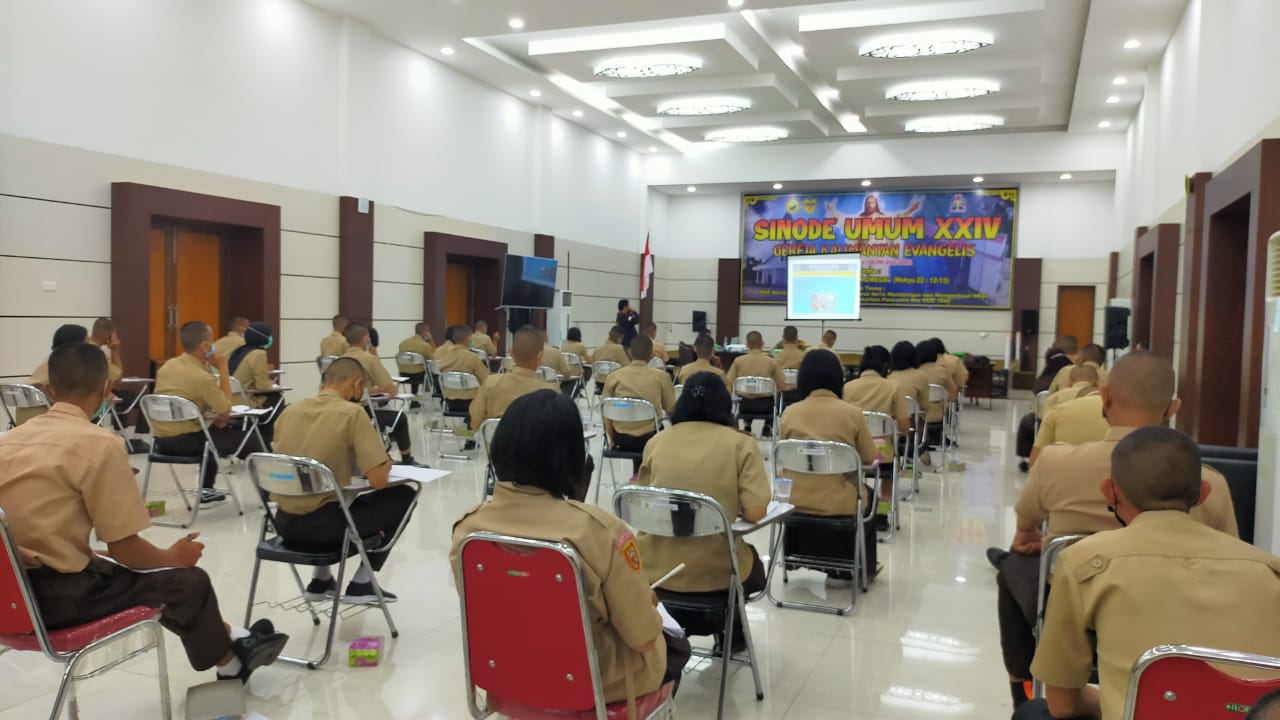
[740, 188, 1017, 309]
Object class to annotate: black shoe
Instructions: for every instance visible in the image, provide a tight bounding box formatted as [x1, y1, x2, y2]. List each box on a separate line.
[304, 577, 337, 602]
[1018, 460, 1029, 473]
[761, 425, 773, 439]
[343, 581, 397, 605]
[462, 440, 477, 451]
[875, 514, 890, 532]
[711, 634, 748, 657]
[199, 489, 227, 505]
[409, 401, 422, 410]
[218, 631, 289, 683]
[986, 547, 1010, 569]
[397, 455, 426, 467]
[248, 619, 276, 638]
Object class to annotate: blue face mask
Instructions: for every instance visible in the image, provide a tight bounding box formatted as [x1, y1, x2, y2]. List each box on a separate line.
[365, 342, 372, 352]
[264, 337, 274, 350]
[92, 397, 111, 422]
[204, 343, 215, 360]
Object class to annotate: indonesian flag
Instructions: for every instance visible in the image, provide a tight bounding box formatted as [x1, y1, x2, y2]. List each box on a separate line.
[640, 234, 654, 299]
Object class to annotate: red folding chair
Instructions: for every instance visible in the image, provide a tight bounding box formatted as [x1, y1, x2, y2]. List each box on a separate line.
[0, 508, 172, 720]
[1123, 644, 1280, 719]
[456, 531, 675, 720]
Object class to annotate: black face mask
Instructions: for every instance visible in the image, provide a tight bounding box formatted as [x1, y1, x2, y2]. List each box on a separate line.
[1107, 481, 1128, 527]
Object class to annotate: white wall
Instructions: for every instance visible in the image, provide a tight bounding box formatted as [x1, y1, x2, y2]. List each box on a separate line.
[1017, 181, 1116, 259]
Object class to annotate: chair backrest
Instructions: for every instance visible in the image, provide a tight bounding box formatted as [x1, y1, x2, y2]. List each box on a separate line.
[563, 352, 583, 369]
[1035, 534, 1086, 636]
[648, 357, 665, 369]
[477, 417, 501, 459]
[0, 508, 39, 639]
[0, 383, 49, 411]
[591, 360, 621, 379]
[772, 439, 863, 479]
[733, 376, 777, 398]
[500, 356, 515, 372]
[442, 371, 482, 391]
[1034, 390, 1050, 415]
[245, 452, 340, 499]
[228, 375, 248, 403]
[536, 366, 559, 382]
[316, 355, 338, 374]
[140, 394, 205, 424]
[396, 351, 426, 368]
[599, 397, 659, 430]
[457, 533, 607, 717]
[862, 410, 897, 438]
[612, 486, 732, 542]
[425, 359, 442, 376]
[783, 368, 799, 386]
[1123, 645, 1280, 719]
[472, 348, 489, 363]
[927, 383, 948, 403]
[673, 384, 684, 403]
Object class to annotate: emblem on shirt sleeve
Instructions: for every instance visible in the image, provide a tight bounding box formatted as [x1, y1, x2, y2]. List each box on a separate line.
[617, 530, 642, 573]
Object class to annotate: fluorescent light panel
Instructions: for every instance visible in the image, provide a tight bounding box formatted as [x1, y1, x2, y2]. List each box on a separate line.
[704, 126, 788, 143]
[860, 31, 993, 59]
[887, 78, 999, 101]
[529, 23, 725, 56]
[595, 54, 702, 79]
[657, 96, 751, 116]
[905, 114, 1003, 133]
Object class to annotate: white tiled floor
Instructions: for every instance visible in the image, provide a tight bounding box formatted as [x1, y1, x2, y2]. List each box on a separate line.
[0, 394, 1032, 719]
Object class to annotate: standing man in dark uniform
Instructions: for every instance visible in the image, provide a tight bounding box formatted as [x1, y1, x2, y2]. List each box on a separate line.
[616, 299, 640, 350]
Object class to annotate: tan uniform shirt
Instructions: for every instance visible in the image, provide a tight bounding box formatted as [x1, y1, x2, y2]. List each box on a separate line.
[451, 482, 667, 703]
[0, 404, 151, 572]
[842, 370, 910, 422]
[889, 367, 931, 416]
[469, 332, 497, 357]
[469, 367, 557, 429]
[603, 361, 674, 437]
[320, 331, 348, 358]
[1048, 360, 1109, 395]
[1031, 511, 1280, 720]
[592, 341, 630, 369]
[343, 346, 395, 392]
[396, 335, 434, 373]
[232, 348, 273, 408]
[271, 389, 390, 515]
[939, 353, 969, 389]
[726, 350, 785, 399]
[152, 353, 231, 436]
[807, 343, 837, 354]
[778, 389, 877, 515]
[437, 343, 490, 400]
[213, 331, 245, 358]
[541, 344, 570, 378]
[636, 422, 771, 593]
[1043, 381, 1097, 415]
[774, 344, 805, 390]
[17, 359, 122, 425]
[919, 361, 956, 421]
[1034, 394, 1110, 448]
[560, 341, 589, 376]
[1018, 426, 1238, 542]
[650, 339, 670, 363]
[675, 358, 726, 385]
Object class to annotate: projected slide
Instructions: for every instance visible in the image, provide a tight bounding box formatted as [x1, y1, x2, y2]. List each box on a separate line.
[786, 254, 863, 321]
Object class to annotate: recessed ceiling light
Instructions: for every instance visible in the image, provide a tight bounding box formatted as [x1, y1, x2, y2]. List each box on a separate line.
[780, 44, 805, 59]
[704, 126, 788, 143]
[1106, 95, 1120, 104]
[440, 46, 455, 56]
[686, 186, 697, 193]
[508, 17, 524, 30]
[594, 54, 702, 79]
[905, 114, 1004, 133]
[861, 179, 872, 187]
[861, 32, 993, 59]
[772, 183, 783, 190]
[616, 131, 627, 138]
[656, 96, 751, 116]
[649, 146, 658, 153]
[728, 0, 744, 7]
[818, 87, 840, 100]
[529, 89, 542, 97]
[1097, 120, 1112, 128]
[972, 176, 985, 183]
[571, 109, 584, 118]
[1112, 76, 1128, 85]
[1123, 38, 1141, 49]
[1059, 173, 1073, 180]
[887, 79, 1000, 102]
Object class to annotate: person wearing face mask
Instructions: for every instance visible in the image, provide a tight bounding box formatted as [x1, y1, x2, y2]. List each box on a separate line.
[0, 342, 291, 684]
[229, 321, 282, 448]
[986, 352, 1238, 714]
[270, 357, 420, 605]
[153, 321, 265, 505]
[341, 322, 423, 467]
[15, 324, 123, 426]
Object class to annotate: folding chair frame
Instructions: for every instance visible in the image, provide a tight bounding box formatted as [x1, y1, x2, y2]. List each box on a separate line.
[861, 410, 900, 542]
[435, 371, 481, 460]
[730, 376, 780, 443]
[1123, 644, 1280, 720]
[593, 397, 660, 504]
[1031, 533, 1086, 699]
[0, 382, 49, 429]
[139, 394, 247, 528]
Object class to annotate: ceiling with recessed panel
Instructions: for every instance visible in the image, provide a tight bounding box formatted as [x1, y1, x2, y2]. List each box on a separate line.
[303, 0, 1189, 153]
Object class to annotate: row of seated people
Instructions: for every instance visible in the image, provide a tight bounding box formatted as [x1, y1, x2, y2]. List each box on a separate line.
[1014, 335, 1109, 470]
[988, 351, 1280, 719]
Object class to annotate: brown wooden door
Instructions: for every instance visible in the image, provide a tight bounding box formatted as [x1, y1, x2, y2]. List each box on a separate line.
[1056, 285, 1096, 345]
[149, 225, 223, 363]
[446, 262, 471, 328]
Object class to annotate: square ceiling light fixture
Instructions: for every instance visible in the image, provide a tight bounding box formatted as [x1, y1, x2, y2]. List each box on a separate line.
[657, 96, 751, 116]
[594, 54, 703, 79]
[705, 126, 788, 143]
[887, 79, 1000, 102]
[861, 32, 993, 59]
[905, 114, 1004, 133]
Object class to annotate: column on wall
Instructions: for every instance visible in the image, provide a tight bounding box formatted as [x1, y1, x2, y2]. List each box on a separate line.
[338, 196, 374, 324]
[1176, 172, 1212, 438]
[715, 259, 741, 343]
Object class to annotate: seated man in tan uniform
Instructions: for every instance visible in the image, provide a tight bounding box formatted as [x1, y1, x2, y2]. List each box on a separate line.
[469, 319, 498, 358]
[560, 327, 590, 373]
[438, 324, 491, 450]
[775, 326, 806, 404]
[726, 331, 786, 437]
[591, 326, 632, 396]
[643, 322, 670, 364]
[992, 352, 1238, 713]
[395, 322, 434, 404]
[213, 316, 249, 357]
[0, 343, 288, 683]
[1042, 364, 1100, 415]
[1018, 426, 1279, 720]
[341, 323, 422, 467]
[1030, 390, 1111, 467]
[807, 329, 838, 354]
[272, 357, 419, 605]
[676, 334, 727, 384]
[537, 329, 575, 396]
[153, 321, 264, 505]
[469, 326, 557, 430]
[320, 315, 349, 357]
[602, 335, 674, 476]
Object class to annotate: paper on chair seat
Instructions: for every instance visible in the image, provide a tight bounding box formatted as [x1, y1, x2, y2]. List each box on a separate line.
[656, 603, 685, 638]
[392, 375, 409, 382]
[388, 466, 451, 483]
[395, 393, 416, 400]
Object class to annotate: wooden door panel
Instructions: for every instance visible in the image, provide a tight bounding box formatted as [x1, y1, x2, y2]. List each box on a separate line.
[1056, 285, 1096, 344]
[175, 230, 222, 345]
[149, 228, 168, 364]
[446, 262, 470, 328]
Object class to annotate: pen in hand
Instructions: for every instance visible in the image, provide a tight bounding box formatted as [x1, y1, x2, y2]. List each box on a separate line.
[650, 562, 686, 590]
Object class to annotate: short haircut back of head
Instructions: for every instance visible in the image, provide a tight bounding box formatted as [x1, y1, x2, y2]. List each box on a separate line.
[1111, 426, 1202, 511]
[1082, 343, 1106, 366]
[694, 334, 715, 357]
[511, 325, 542, 363]
[1246, 688, 1280, 720]
[49, 343, 109, 399]
[343, 322, 368, 347]
[322, 356, 367, 385]
[179, 321, 209, 352]
[1107, 351, 1176, 415]
[783, 326, 799, 342]
[746, 331, 763, 348]
[1057, 335, 1079, 354]
[630, 335, 654, 361]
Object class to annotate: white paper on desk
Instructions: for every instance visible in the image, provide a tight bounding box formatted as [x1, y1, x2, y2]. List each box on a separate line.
[656, 603, 685, 638]
[230, 405, 270, 416]
[395, 393, 416, 400]
[95, 553, 179, 575]
[388, 466, 451, 484]
[731, 501, 793, 533]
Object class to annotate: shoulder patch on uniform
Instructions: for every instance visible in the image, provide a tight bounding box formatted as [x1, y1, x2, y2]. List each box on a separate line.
[1073, 553, 1109, 583]
[618, 531, 642, 572]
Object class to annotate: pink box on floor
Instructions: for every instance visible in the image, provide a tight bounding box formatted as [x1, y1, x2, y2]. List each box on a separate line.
[348, 636, 384, 667]
[145, 501, 166, 518]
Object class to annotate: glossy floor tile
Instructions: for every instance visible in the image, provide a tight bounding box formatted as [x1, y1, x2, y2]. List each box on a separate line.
[0, 395, 1033, 719]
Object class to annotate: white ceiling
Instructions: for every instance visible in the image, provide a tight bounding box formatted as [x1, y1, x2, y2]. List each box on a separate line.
[304, 0, 1189, 153]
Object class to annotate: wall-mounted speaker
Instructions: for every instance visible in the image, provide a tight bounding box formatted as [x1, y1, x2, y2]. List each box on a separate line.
[1105, 306, 1131, 350]
[692, 310, 707, 332]
[1020, 309, 1039, 337]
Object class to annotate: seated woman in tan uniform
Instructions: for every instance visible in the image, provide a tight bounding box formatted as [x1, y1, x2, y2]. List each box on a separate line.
[843, 345, 911, 520]
[229, 321, 284, 448]
[779, 349, 879, 587]
[636, 371, 770, 654]
[15, 324, 122, 426]
[451, 391, 690, 703]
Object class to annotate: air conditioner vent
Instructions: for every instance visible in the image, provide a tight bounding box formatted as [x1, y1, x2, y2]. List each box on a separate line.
[1269, 231, 1280, 299]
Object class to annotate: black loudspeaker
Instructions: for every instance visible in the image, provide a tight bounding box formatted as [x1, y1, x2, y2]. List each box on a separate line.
[1105, 306, 1131, 349]
[1020, 309, 1039, 337]
[692, 310, 707, 333]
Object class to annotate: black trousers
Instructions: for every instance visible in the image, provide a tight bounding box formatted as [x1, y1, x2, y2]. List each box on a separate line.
[996, 551, 1042, 679]
[664, 635, 692, 692]
[1017, 412, 1036, 458]
[153, 425, 263, 490]
[658, 546, 767, 645]
[273, 484, 418, 572]
[401, 371, 426, 397]
[373, 408, 411, 453]
[783, 514, 877, 580]
[1011, 699, 1090, 720]
[29, 559, 231, 671]
[737, 397, 775, 432]
[560, 378, 579, 397]
[445, 398, 472, 414]
[611, 431, 655, 474]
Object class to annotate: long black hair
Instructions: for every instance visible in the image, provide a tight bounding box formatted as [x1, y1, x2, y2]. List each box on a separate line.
[490, 390, 589, 500]
[859, 345, 891, 376]
[889, 341, 918, 371]
[797, 348, 844, 398]
[671, 371, 734, 427]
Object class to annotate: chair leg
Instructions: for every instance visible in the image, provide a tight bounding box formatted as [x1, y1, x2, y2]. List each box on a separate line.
[154, 622, 173, 720]
[352, 541, 399, 640]
[737, 584, 764, 701]
[288, 564, 322, 626]
[716, 591, 735, 720]
[591, 446, 607, 504]
[857, 503, 869, 593]
[243, 557, 264, 627]
[49, 656, 78, 720]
